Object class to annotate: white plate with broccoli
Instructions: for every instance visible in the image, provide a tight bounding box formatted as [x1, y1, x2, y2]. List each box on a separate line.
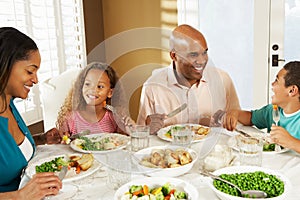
[157, 124, 211, 143]
[114, 177, 198, 200]
[25, 154, 101, 182]
[70, 133, 130, 154]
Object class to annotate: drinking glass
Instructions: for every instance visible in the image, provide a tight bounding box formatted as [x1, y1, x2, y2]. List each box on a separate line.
[171, 125, 194, 146]
[106, 154, 131, 190]
[129, 125, 150, 152]
[236, 135, 263, 166]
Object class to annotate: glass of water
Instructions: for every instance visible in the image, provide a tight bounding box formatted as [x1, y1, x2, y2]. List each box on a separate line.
[129, 125, 150, 152]
[236, 134, 263, 166]
[171, 125, 194, 147]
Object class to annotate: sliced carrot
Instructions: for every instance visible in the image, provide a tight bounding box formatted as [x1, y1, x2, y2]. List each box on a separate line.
[76, 165, 81, 174]
[132, 189, 143, 196]
[169, 189, 175, 195]
[164, 195, 171, 200]
[143, 185, 149, 195]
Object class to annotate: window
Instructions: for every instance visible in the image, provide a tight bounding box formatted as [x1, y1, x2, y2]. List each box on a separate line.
[0, 0, 87, 125]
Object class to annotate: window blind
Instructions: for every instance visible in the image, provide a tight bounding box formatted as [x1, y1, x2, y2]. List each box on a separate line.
[1, 0, 87, 125]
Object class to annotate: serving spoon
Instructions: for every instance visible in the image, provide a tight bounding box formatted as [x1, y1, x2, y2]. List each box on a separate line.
[200, 170, 267, 198]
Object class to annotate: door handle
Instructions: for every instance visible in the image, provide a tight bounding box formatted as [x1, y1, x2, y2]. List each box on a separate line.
[272, 55, 285, 67]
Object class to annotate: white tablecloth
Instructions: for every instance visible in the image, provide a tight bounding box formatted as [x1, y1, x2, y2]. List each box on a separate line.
[20, 130, 300, 200]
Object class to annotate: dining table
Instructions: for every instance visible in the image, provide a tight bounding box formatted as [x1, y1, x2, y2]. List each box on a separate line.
[20, 127, 300, 200]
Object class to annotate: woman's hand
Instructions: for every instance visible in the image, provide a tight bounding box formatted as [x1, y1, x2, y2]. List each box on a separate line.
[18, 172, 62, 200]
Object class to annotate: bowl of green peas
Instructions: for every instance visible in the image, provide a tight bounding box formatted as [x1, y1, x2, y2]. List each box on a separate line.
[207, 166, 291, 200]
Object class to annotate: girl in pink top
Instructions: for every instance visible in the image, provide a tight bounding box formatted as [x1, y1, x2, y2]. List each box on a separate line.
[56, 62, 130, 137]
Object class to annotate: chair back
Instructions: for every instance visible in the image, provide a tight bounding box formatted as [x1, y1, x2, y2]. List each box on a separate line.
[39, 68, 81, 132]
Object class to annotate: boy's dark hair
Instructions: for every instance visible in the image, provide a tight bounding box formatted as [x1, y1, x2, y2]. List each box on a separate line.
[283, 61, 300, 101]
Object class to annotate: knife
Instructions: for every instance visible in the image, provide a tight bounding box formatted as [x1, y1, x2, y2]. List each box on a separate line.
[167, 103, 187, 118]
[58, 165, 68, 181]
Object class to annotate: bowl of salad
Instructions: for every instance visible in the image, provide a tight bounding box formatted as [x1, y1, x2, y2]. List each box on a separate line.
[114, 177, 199, 200]
[207, 166, 292, 200]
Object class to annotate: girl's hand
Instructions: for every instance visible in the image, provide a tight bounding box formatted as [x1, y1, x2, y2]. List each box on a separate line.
[18, 172, 62, 200]
[45, 128, 63, 144]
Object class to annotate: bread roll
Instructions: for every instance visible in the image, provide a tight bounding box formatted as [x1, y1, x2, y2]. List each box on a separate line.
[77, 154, 94, 171]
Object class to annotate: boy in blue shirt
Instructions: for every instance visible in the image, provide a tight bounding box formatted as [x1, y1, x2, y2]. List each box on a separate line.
[224, 61, 300, 153]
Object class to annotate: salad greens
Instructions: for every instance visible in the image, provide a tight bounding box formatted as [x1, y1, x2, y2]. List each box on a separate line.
[165, 126, 185, 138]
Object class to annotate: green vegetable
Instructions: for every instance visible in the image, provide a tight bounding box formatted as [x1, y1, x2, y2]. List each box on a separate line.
[35, 156, 68, 173]
[129, 185, 143, 193]
[161, 182, 171, 196]
[78, 136, 114, 151]
[263, 143, 284, 151]
[174, 190, 187, 199]
[213, 171, 284, 198]
[263, 143, 275, 151]
[166, 126, 185, 137]
[155, 193, 164, 200]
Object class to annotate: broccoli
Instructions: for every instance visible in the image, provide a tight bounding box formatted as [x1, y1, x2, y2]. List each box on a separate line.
[162, 182, 171, 196]
[155, 193, 165, 200]
[174, 190, 187, 199]
[129, 185, 143, 194]
[56, 157, 68, 167]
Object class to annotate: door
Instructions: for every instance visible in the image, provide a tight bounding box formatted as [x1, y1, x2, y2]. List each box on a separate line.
[177, 0, 299, 109]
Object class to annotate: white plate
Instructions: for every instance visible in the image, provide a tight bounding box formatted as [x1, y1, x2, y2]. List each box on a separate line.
[70, 133, 129, 154]
[114, 177, 199, 200]
[207, 166, 291, 200]
[157, 124, 211, 143]
[227, 136, 290, 154]
[26, 154, 101, 183]
[133, 145, 198, 177]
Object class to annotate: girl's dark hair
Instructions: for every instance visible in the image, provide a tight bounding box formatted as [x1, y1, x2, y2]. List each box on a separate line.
[73, 62, 119, 110]
[0, 27, 38, 113]
[283, 61, 300, 101]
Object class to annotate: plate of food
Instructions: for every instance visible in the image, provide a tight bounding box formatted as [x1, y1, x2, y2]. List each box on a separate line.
[227, 135, 289, 154]
[70, 133, 129, 154]
[207, 165, 291, 200]
[157, 124, 210, 143]
[133, 145, 198, 177]
[114, 177, 199, 200]
[26, 153, 101, 182]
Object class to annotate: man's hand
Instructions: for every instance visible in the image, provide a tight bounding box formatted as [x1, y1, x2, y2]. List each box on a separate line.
[146, 114, 166, 135]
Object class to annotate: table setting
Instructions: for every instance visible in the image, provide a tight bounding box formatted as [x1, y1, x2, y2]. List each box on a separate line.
[19, 124, 300, 200]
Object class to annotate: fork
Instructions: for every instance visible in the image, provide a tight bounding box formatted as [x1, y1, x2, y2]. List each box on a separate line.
[272, 105, 282, 152]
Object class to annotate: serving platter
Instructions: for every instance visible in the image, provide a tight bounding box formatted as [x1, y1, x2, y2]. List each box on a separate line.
[70, 133, 129, 154]
[26, 154, 101, 183]
[157, 124, 210, 143]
